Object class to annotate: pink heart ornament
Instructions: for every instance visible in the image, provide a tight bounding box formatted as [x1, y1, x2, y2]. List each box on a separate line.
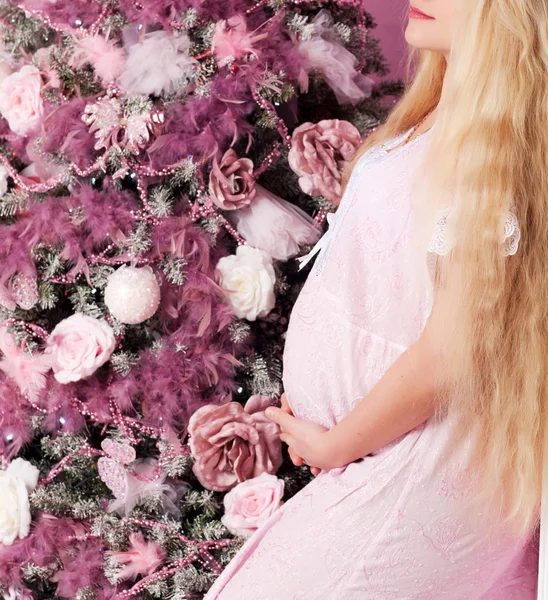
[101, 439, 136, 464]
[98, 457, 129, 500]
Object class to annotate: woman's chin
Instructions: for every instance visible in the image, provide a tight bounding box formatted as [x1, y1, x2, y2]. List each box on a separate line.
[404, 22, 442, 52]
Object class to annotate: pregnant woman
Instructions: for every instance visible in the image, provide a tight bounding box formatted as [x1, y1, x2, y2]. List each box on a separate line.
[205, 0, 544, 597]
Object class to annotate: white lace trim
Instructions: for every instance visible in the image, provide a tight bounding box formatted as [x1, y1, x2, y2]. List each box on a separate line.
[502, 212, 521, 256]
[298, 131, 430, 275]
[428, 210, 521, 257]
[427, 210, 453, 257]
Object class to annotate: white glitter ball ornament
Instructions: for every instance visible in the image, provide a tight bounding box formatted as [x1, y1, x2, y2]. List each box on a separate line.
[104, 266, 161, 324]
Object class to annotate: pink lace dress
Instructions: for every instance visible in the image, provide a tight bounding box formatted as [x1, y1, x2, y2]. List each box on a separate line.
[204, 132, 538, 599]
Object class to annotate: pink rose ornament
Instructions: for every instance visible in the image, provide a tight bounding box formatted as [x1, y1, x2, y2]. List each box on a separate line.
[46, 313, 116, 384]
[222, 473, 284, 538]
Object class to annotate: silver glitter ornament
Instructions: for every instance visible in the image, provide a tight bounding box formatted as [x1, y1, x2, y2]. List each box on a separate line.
[12, 273, 39, 310]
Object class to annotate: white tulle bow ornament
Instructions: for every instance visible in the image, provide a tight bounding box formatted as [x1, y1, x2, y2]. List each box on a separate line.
[104, 265, 161, 325]
[298, 10, 374, 105]
[226, 185, 322, 261]
[119, 30, 197, 96]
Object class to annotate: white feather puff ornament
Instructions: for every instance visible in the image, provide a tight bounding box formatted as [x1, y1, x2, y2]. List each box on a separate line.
[119, 31, 197, 96]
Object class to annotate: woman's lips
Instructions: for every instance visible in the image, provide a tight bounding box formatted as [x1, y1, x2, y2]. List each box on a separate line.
[409, 6, 435, 19]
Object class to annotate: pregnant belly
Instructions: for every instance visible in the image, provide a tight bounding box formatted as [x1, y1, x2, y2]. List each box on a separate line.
[282, 310, 406, 428]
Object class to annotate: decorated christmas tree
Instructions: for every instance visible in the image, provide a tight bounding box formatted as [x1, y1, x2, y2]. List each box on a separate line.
[0, 1, 400, 598]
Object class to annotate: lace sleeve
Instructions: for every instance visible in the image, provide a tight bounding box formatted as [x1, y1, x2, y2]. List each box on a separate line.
[502, 212, 521, 256]
[428, 211, 521, 257]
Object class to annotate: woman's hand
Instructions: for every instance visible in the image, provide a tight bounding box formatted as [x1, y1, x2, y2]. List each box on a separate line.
[279, 394, 312, 471]
[266, 400, 335, 473]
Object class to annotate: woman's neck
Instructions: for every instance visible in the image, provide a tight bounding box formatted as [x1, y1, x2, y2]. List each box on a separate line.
[416, 108, 438, 135]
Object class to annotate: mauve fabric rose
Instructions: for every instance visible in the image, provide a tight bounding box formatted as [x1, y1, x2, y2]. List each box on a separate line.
[46, 313, 116, 384]
[188, 395, 283, 492]
[288, 119, 361, 206]
[222, 473, 284, 538]
[209, 149, 257, 210]
[0, 65, 44, 137]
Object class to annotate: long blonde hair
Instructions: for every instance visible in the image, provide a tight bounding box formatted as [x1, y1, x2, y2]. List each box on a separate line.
[351, 0, 548, 533]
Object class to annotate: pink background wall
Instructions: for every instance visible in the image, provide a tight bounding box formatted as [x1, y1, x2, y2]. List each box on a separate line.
[370, 0, 409, 79]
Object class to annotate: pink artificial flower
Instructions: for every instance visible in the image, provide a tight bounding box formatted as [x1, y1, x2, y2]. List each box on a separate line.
[46, 313, 116, 384]
[188, 395, 283, 492]
[288, 119, 361, 206]
[211, 15, 268, 67]
[209, 149, 256, 211]
[107, 532, 165, 580]
[0, 65, 44, 136]
[222, 473, 284, 538]
[0, 326, 51, 402]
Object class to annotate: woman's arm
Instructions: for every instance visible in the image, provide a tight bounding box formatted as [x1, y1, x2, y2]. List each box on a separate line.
[324, 329, 441, 468]
[266, 319, 446, 471]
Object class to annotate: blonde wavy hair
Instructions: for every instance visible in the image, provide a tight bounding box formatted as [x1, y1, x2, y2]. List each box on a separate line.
[350, 0, 548, 533]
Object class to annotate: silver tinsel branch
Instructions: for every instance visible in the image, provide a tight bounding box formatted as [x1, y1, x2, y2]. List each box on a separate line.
[75, 586, 98, 600]
[161, 257, 188, 286]
[110, 351, 140, 376]
[245, 354, 283, 397]
[228, 320, 251, 344]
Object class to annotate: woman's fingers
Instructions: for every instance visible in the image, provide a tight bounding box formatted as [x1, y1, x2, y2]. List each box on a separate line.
[288, 446, 304, 467]
[266, 407, 299, 433]
[272, 402, 322, 473]
[279, 432, 297, 448]
[280, 393, 292, 414]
